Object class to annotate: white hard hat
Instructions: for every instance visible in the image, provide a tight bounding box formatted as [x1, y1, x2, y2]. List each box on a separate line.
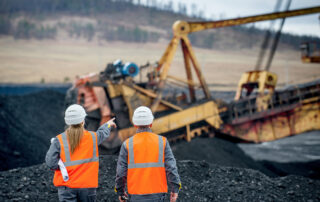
[132, 106, 154, 126]
[64, 104, 87, 125]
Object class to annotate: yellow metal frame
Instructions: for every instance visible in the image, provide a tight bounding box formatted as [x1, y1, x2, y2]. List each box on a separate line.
[150, 35, 212, 112]
[150, 6, 319, 113]
[234, 71, 278, 100]
[118, 100, 222, 141]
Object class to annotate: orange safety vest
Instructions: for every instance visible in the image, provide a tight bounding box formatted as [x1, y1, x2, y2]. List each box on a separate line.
[53, 130, 99, 188]
[126, 132, 167, 195]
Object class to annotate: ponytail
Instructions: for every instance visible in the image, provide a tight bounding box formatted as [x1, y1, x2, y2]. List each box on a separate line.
[66, 123, 84, 154]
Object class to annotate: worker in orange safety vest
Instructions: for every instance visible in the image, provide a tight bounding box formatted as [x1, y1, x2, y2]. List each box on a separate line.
[45, 104, 117, 202]
[115, 106, 181, 202]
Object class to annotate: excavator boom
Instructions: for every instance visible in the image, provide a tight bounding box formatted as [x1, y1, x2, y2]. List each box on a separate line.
[173, 6, 320, 35]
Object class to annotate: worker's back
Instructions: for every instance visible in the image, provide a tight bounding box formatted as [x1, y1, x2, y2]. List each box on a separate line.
[53, 130, 99, 188]
[126, 132, 168, 195]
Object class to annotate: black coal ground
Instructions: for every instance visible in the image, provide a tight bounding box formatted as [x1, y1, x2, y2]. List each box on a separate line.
[0, 155, 319, 202]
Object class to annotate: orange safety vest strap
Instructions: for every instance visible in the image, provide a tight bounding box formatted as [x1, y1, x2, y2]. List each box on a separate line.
[128, 135, 164, 169]
[61, 131, 99, 167]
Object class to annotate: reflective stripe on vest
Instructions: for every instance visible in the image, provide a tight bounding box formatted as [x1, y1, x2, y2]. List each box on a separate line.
[61, 131, 99, 167]
[128, 135, 164, 169]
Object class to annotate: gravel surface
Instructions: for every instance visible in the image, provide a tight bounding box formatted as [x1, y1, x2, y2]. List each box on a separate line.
[0, 155, 319, 202]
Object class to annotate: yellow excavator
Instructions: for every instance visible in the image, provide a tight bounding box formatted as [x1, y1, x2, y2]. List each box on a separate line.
[301, 41, 320, 63]
[300, 15, 320, 63]
[66, 6, 320, 151]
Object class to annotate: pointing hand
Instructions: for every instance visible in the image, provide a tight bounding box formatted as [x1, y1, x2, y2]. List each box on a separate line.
[107, 117, 117, 128]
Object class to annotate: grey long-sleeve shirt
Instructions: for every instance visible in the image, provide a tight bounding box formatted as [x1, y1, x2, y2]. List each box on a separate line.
[115, 128, 181, 196]
[45, 123, 111, 170]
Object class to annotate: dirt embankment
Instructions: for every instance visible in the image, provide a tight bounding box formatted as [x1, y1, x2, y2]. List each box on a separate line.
[0, 155, 319, 202]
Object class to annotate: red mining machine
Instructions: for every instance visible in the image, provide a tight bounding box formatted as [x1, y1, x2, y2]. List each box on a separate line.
[66, 6, 320, 151]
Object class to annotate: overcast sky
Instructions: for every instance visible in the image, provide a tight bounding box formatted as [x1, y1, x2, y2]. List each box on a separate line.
[139, 0, 320, 36]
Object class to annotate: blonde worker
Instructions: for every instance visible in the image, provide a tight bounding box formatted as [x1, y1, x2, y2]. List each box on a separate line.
[46, 104, 116, 202]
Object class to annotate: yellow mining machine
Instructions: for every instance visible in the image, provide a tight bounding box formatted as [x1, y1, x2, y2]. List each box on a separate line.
[300, 42, 320, 63]
[300, 15, 320, 63]
[66, 6, 320, 150]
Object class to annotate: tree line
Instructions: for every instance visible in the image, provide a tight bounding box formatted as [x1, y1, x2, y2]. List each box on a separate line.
[0, 0, 191, 16]
[0, 16, 160, 43]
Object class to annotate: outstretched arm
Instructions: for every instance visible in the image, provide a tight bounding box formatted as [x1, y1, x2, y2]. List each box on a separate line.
[96, 118, 117, 145]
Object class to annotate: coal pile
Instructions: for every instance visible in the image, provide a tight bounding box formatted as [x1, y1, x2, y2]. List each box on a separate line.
[0, 90, 66, 171]
[0, 155, 319, 202]
[171, 137, 276, 177]
[178, 160, 320, 201]
[239, 131, 320, 179]
[172, 136, 320, 179]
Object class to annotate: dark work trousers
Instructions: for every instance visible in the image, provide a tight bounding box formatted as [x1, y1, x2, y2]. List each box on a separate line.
[58, 186, 96, 202]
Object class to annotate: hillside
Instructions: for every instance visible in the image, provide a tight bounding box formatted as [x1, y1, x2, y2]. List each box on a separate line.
[0, 0, 319, 85]
[0, 0, 319, 50]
